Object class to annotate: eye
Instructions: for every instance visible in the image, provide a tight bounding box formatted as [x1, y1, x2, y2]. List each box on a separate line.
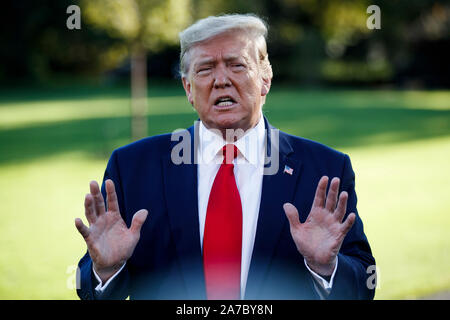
[197, 67, 212, 75]
[231, 63, 246, 71]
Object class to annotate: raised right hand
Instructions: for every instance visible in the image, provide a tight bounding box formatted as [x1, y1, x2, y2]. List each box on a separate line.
[75, 179, 148, 283]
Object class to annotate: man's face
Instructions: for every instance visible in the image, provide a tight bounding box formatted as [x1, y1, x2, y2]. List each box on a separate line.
[182, 32, 271, 134]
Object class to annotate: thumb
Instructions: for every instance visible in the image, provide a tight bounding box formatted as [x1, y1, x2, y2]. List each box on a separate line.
[130, 209, 148, 235]
[283, 202, 302, 229]
[75, 218, 90, 239]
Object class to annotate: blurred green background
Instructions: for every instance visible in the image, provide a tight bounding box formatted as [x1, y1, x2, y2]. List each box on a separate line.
[0, 0, 449, 299]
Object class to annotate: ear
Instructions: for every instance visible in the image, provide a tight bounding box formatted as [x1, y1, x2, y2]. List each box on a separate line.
[182, 77, 194, 105]
[261, 76, 271, 97]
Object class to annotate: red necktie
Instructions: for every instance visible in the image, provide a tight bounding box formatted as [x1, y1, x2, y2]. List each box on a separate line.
[203, 144, 242, 300]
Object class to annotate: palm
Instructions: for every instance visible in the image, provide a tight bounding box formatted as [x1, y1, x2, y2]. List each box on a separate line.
[75, 180, 148, 280]
[85, 210, 137, 270]
[284, 176, 356, 275]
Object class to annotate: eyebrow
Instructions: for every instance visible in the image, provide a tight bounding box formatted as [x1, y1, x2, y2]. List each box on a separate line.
[194, 58, 215, 68]
[194, 54, 246, 69]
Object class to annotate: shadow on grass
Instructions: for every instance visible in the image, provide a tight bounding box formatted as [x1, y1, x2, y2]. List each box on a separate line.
[0, 114, 198, 165]
[0, 82, 186, 105]
[0, 105, 449, 166]
[265, 106, 450, 149]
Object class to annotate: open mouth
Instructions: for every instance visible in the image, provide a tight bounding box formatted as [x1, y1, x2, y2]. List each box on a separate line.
[214, 96, 237, 107]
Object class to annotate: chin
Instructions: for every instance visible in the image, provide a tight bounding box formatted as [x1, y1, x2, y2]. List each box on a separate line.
[213, 115, 247, 131]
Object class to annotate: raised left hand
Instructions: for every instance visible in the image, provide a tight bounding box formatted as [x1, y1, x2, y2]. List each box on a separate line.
[283, 176, 356, 276]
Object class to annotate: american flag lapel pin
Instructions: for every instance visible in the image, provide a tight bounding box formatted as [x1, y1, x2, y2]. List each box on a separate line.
[284, 165, 294, 175]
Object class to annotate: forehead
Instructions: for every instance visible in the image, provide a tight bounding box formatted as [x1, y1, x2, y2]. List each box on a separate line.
[190, 32, 257, 63]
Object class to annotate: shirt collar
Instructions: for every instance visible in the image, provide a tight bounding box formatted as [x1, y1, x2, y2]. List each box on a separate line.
[199, 113, 265, 166]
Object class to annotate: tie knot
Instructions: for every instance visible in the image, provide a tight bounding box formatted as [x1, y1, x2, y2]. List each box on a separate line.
[222, 144, 238, 164]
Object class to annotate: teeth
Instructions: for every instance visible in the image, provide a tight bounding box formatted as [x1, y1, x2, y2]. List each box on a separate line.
[217, 101, 234, 106]
[216, 97, 235, 106]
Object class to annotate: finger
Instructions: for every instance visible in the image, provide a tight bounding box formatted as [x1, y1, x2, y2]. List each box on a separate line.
[312, 176, 329, 208]
[86, 192, 98, 220]
[341, 212, 356, 235]
[334, 191, 348, 222]
[75, 218, 90, 239]
[84, 194, 96, 225]
[90, 181, 106, 217]
[105, 179, 120, 213]
[130, 209, 148, 235]
[325, 177, 340, 212]
[283, 203, 302, 229]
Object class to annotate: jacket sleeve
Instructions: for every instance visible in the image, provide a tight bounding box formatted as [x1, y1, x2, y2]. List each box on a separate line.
[327, 154, 376, 300]
[76, 150, 131, 300]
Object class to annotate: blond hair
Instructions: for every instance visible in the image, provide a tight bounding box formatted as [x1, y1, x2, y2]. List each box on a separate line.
[179, 13, 273, 80]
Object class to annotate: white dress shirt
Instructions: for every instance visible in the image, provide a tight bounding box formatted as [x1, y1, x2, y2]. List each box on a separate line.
[197, 114, 266, 298]
[94, 113, 338, 298]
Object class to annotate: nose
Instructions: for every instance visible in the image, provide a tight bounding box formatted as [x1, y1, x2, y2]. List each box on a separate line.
[213, 66, 231, 89]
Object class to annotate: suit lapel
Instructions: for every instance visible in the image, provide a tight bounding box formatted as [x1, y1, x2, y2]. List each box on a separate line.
[162, 122, 206, 299]
[245, 117, 303, 299]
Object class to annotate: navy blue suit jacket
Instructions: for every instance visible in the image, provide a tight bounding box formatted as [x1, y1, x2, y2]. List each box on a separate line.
[77, 117, 375, 300]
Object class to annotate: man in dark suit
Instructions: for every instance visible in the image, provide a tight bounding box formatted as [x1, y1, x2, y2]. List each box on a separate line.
[75, 13, 375, 300]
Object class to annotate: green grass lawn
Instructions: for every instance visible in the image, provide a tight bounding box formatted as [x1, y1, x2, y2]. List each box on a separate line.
[0, 84, 449, 299]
